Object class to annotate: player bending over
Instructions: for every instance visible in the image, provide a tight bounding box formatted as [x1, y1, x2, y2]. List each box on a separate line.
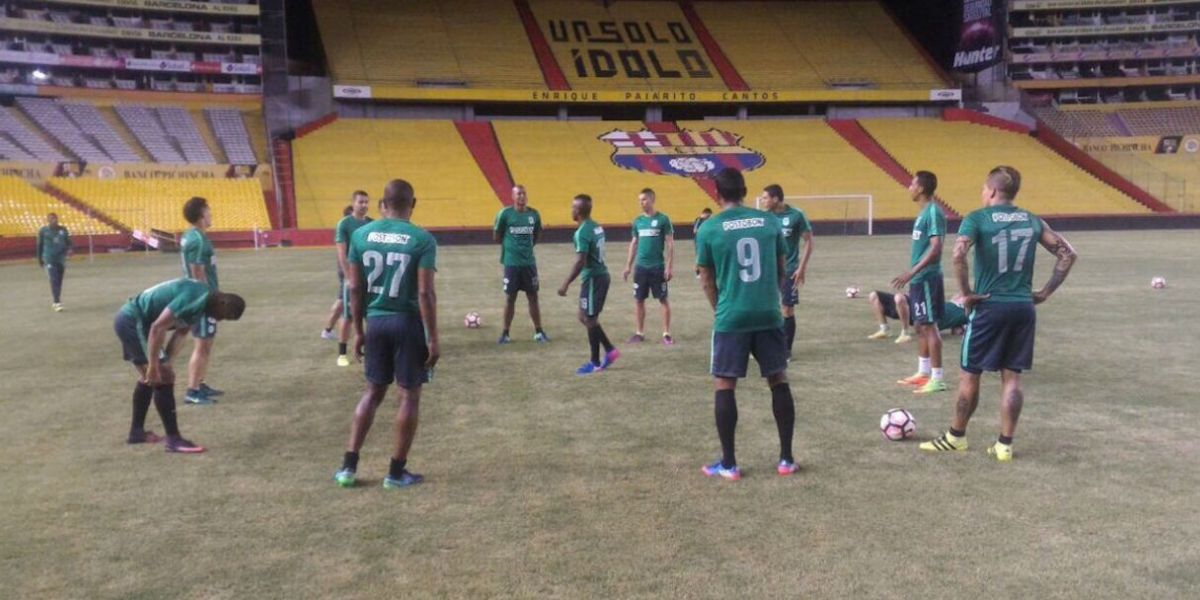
[892, 172, 949, 395]
[558, 194, 618, 375]
[621, 188, 674, 345]
[37, 212, 71, 311]
[696, 168, 798, 481]
[334, 180, 439, 489]
[868, 291, 967, 341]
[330, 191, 373, 367]
[757, 184, 813, 360]
[322, 204, 354, 341]
[114, 278, 245, 453]
[180, 197, 225, 405]
[494, 184, 549, 344]
[921, 166, 1077, 461]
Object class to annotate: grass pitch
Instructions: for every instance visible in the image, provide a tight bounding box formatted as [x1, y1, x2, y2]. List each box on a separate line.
[1, 230, 1198, 599]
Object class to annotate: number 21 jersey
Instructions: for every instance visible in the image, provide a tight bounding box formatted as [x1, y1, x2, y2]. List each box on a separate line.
[695, 205, 787, 332]
[348, 218, 438, 317]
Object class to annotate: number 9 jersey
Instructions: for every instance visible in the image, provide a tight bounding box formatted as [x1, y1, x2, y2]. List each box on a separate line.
[347, 218, 439, 317]
[695, 205, 787, 332]
[957, 205, 1043, 304]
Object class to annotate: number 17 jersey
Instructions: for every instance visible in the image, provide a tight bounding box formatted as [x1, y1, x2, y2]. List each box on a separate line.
[957, 205, 1043, 303]
[348, 218, 438, 317]
[695, 205, 787, 333]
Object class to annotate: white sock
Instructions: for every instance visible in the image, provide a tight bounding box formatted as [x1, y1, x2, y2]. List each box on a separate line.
[878, 324, 888, 333]
[931, 367, 943, 381]
[918, 357, 931, 375]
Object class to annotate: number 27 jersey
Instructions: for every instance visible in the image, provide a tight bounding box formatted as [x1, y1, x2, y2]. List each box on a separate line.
[695, 205, 787, 333]
[348, 218, 438, 317]
[957, 205, 1043, 303]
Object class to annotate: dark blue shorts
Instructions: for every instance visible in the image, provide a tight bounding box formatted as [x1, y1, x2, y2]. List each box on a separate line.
[779, 276, 799, 307]
[710, 327, 788, 379]
[633, 265, 668, 302]
[580, 274, 610, 318]
[961, 302, 1036, 374]
[503, 265, 539, 296]
[908, 276, 944, 326]
[114, 310, 149, 365]
[340, 280, 352, 319]
[191, 313, 217, 339]
[875, 291, 900, 319]
[364, 314, 430, 389]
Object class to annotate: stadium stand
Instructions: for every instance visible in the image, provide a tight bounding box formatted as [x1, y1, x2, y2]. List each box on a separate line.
[311, 0, 546, 89]
[16, 97, 110, 163]
[156, 106, 217, 164]
[114, 105, 186, 164]
[51, 177, 270, 233]
[859, 118, 1151, 215]
[0, 176, 115, 236]
[58, 102, 141, 163]
[696, 1, 945, 90]
[0, 106, 66, 162]
[291, 119, 499, 229]
[206, 108, 258, 165]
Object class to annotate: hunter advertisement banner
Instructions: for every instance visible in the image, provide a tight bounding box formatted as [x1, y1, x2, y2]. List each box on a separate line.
[953, 0, 1006, 72]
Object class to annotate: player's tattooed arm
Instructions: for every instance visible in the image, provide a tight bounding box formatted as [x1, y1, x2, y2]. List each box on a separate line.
[953, 235, 989, 309]
[699, 266, 718, 310]
[1033, 220, 1077, 305]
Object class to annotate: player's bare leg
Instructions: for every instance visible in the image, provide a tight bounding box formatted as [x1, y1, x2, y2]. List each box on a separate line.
[898, 322, 930, 385]
[392, 385, 421, 466]
[347, 384, 388, 453]
[660, 299, 672, 343]
[990, 370, 1022, 461]
[528, 291, 546, 341]
[336, 313, 353, 366]
[499, 294, 517, 344]
[920, 372, 977, 452]
[913, 324, 947, 394]
[895, 293, 912, 342]
[323, 299, 342, 336]
[186, 337, 216, 400]
[631, 300, 646, 341]
[868, 292, 891, 340]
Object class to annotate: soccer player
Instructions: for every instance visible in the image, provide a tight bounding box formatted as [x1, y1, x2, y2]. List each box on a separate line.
[867, 291, 968, 340]
[892, 171, 948, 395]
[36, 212, 70, 311]
[557, 194, 618, 375]
[494, 184, 548, 344]
[114, 278, 245, 453]
[695, 168, 798, 481]
[180, 197, 224, 405]
[321, 204, 354, 342]
[757, 185, 813, 359]
[693, 207, 712, 277]
[921, 166, 1078, 461]
[333, 179, 439, 489]
[621, 188, 674, 345]
[331, 191, 373, 367]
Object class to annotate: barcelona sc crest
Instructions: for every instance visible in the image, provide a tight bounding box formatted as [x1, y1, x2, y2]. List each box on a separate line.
[598, 128, 765, 178]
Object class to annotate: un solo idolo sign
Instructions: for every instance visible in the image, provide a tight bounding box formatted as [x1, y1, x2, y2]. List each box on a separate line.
[953, 0, 1005, 72]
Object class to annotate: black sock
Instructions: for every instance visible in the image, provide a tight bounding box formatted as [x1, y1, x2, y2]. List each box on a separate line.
[998, 435, 1013, 445]
[949, 427, 966, 438]
[342, 451, 359, 471]
[130, 381, 153, 435]
[587, 326, 601, 365]
[714, 389, 738, 468]
[771, 383, 795, 463]
[595, 325, 614, 352]
[324, 327, 332, 334]
[502, 329, 510, 338]
[389, 458, 407, 479]
[338, 343, 347, 355]
[153, 385, 180, 437]
[536, 328, 544, 335]
[784, 316, 796, 354]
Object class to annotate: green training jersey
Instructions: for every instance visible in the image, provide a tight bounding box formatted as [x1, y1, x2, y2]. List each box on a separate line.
[632, 211, 673, 268]
[695, 205, 787, 333]
[347, 218, 438, 317]
[957, 205, 1044, 303]
[36, 225, 70, 264]
[120, 278, 210, 335]
[774, 205, 811, 273]
[909, 202, 946, 281]
[940, 301, 968, 330]
[335, 215, 373, 244]
[493, 206, 541, 267]
[573, 218, 608, 280]
[180, 227, 218, 291]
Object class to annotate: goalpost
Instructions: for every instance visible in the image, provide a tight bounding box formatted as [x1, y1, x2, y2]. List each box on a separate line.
[783, 195, 874, 236]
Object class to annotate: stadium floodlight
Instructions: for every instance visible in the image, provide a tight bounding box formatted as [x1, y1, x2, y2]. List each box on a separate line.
[31, 69, 48, 81]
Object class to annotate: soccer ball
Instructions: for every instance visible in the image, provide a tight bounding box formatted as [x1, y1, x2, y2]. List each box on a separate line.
[880, 408, 916, 441]
[463, 311, 482, 328]
[1151, 276, 1167, 289]
[845, 286, 861, 299]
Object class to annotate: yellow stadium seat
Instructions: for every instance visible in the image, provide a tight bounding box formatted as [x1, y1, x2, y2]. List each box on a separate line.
[50, 178, 270, 233]
[0, 176, 116, 237]
[859, 119, 1150, 215]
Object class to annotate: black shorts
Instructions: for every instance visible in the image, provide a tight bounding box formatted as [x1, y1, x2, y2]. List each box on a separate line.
[114, 310, 149, 366]
[364, 314, 430, 389]
[961, 302, 1036, 374]
[503, 265, 539, 296]
[710, 327, 788, 379]
[875, 291, 900, 320]
[779, 276, 799, 307]
[907, 276, 944, 326]
[633, 265, 668, 302]
[580, 274, 610, 318]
